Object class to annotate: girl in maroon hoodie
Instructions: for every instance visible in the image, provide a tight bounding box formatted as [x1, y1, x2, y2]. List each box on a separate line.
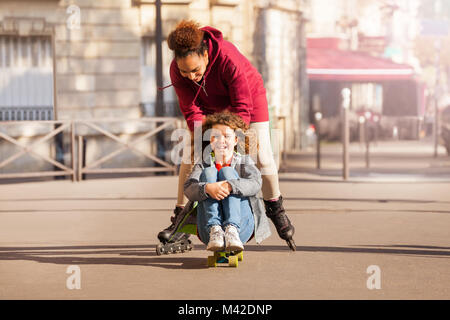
[157, 20, 295, 250]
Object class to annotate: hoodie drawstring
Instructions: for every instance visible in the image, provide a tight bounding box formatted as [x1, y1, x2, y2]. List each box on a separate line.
[194, 79, 208, 97]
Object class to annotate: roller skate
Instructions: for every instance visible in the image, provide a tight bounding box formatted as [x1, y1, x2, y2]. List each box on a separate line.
[264, 195, 296, 251]
[155, 203, 197, 255]
[157, 206, 184, 244]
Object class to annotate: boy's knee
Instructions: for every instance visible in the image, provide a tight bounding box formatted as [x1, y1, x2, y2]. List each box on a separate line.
[200, 166, 218, 182]
[218, 166, 238, 180]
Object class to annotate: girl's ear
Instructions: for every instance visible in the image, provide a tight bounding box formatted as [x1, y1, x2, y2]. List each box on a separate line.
[202, 50, 209, 64]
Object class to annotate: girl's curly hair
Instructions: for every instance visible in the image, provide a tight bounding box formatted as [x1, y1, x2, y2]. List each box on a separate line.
[167, 20, 208, 59]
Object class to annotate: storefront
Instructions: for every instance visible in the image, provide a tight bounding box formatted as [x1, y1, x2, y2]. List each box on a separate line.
[307, 44, 425, 140]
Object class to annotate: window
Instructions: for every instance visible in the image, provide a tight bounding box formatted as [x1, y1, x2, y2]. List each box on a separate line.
[140, 36, 179, 117]
[0, 35, 54, 121]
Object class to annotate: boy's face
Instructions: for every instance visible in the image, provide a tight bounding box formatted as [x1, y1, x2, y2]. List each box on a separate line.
[210, 124, 238, 161]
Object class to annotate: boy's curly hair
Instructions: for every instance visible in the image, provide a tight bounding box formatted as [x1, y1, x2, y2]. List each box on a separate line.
[167, 20, 208, 59]
[200, 111, 258, 157]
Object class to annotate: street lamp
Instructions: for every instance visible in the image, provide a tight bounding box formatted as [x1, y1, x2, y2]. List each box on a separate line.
[315, 112, 323, 169]
[359, 115, 366, 146]
[342, 88, 351, 180]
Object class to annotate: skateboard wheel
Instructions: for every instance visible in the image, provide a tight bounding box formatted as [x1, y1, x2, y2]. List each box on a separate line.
[237, 251, 243, 261]
[207, 256, 217, 267]
[228, 255, 238, 267]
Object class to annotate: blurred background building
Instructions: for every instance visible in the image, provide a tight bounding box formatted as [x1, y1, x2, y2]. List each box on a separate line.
[0, 0, 308, 177]
[0, 0, 449, 178]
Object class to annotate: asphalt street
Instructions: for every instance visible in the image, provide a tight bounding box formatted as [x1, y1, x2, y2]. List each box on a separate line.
[0, 171, 449, 299]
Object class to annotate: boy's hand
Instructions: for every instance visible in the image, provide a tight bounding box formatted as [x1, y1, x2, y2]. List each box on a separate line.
[205, 181, 231, 200]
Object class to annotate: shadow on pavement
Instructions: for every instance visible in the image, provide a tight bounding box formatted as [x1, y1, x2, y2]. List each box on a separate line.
[0, 245, 207, 270]
[0, 243, 448, 270]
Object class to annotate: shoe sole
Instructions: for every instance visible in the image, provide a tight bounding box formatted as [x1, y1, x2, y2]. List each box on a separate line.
[207, 243, 225, 252]
[225, 243, 244, 252]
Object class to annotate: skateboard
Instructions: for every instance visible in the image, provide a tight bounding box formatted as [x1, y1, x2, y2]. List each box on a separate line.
[207, 250, 243, 268]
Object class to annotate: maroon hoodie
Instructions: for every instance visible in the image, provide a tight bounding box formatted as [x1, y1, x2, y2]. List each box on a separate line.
[169, 26, 269, 131]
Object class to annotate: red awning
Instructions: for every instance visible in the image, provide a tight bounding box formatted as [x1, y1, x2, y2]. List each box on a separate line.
[307, 48, 415, 81]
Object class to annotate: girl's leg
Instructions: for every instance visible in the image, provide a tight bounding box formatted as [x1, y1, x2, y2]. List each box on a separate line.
[176, 130, 194, 207]
[249, 121, 295, 246]
[158, 131, 192, 243]
[249, 121, 281, 200]
[196, 166, 222, 244]
[177, 162, 193, 207]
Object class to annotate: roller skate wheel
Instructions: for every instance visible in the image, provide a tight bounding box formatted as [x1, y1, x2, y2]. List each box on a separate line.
[207, 256, 217, 268]
[228, 255, 238, 267]
[156, 245, 162, 256]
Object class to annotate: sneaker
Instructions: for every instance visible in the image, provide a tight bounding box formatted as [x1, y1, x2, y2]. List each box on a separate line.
[224, 225, 244, 252]
[206, 225, 225, 251]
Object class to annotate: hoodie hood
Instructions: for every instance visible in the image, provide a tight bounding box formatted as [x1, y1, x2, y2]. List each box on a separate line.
[201, 26, 223, 76]
[161, 27, 222, 97]
[177, 26, 224, 112]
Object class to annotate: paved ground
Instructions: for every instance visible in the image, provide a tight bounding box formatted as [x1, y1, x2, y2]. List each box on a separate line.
[0, 139, 449, 300]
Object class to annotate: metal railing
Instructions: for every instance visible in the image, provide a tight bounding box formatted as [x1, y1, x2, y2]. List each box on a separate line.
[0, 120, 75, 180]
[0, 118, 180, 182]
[75, 118, 179, 181]
[0, 116, 288, 182]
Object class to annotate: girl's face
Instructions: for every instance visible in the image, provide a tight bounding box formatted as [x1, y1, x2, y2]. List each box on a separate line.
[210, 124, 237, 162]
[176, 51, 209, 83]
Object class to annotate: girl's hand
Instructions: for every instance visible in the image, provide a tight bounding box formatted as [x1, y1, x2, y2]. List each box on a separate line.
[205, 181, 231, 200]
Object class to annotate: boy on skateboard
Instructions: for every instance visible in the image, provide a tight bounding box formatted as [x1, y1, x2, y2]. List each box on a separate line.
[183, 112, 271, 252]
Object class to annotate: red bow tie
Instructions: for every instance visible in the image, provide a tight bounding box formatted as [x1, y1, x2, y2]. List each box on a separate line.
[215, 162, 231, 171]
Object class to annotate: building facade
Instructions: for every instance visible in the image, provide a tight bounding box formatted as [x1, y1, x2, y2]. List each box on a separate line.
[0, 0, 308, 177]
[304, 0, 425, 140]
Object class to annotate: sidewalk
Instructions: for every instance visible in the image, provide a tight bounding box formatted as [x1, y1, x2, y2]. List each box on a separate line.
[282, 138, 450, 181]
[0, 172, 449, 299]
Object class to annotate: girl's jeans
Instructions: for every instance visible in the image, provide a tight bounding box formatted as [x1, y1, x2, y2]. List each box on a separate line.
[197, 166, 255, 245]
